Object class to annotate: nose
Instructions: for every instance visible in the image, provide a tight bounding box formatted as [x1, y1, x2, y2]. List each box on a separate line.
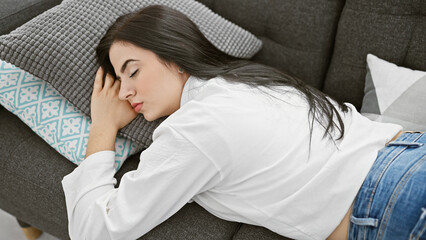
[118, 81, 136, 100]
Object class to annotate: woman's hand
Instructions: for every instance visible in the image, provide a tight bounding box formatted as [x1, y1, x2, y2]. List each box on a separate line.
[85, 67, 138, 158]
[90, 67, 138, 131]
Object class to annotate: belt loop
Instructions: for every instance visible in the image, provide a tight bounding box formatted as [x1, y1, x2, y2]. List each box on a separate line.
[350, 216, 379, 227]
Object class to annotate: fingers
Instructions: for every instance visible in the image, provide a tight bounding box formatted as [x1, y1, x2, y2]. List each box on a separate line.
[103, 71, 115, 89]
[112, 77, 121, 91]
[93, 67, 104, 93]
[94, 66, 118, 93]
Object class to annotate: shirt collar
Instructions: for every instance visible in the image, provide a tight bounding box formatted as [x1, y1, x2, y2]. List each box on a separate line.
[180, 75, 207, 107]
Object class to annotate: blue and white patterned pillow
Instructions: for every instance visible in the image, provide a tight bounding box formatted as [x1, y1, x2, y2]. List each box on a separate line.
[0, 60, 142, 170]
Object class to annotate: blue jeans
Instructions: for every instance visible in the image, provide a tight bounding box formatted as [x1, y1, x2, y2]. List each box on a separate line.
[349, 132, 426, 240]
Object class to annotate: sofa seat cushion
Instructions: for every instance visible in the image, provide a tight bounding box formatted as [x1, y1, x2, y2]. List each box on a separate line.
[138, 203, 240, 240]
[0, 106, 77, 239]
[233, 224, 292, 240]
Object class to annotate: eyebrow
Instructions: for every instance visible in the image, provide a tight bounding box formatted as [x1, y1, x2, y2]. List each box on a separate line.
[120, 59, 139, 74]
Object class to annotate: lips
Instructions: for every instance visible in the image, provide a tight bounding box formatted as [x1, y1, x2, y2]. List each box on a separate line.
[131, 102, 143, 112]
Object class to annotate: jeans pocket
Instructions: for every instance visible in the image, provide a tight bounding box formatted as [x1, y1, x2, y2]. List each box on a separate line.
[409, 208, 426, 240]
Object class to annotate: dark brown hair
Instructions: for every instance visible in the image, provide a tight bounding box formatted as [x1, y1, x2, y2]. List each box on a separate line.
[96, 5, 349, 141]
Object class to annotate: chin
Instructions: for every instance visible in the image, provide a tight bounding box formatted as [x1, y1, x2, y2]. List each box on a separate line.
[143, 116, 154, 122]
[143, 113, 158, 122]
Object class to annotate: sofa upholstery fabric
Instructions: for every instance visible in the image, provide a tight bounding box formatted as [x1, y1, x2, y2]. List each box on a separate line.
[324, 0, 426, 109]
[197, 0, 345, 90]
[0, 0, 62, 36]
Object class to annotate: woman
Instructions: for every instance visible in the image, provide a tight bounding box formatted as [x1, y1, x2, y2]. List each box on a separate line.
[62, 5, 425, 240]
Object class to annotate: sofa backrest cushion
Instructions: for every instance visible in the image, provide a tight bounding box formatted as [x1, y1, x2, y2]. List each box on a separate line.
[0, 0, 62, 36]
[323, 0, 426, 109]
[197, 0, 345, 90]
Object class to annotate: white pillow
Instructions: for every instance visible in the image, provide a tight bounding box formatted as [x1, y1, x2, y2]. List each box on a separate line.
[361, 54, 426, 131]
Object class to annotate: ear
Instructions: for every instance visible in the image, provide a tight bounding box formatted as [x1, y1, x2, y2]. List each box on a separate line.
[165, 61, 183, 74]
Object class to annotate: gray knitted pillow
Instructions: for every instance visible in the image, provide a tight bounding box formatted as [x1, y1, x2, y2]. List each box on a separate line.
[0, 0, 262, 148]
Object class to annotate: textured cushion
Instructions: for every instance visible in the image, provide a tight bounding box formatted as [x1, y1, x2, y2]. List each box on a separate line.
[0, 60, 141, 170]
[0, 0, 62, 36]
[0, 0, 262, 148]
[323, 0, 426, 109]
[361, 54, 426, 131]
[197, 0, 344, 90]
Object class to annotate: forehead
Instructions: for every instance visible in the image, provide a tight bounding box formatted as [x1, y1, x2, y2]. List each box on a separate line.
[109, 41, 169, 71]
[110, 41, 161, 62]
[109, 41, 142, 62]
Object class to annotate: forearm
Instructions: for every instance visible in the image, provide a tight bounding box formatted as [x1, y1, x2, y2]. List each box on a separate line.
[85, 123, 118, 158]
[62, 151, 117, 240]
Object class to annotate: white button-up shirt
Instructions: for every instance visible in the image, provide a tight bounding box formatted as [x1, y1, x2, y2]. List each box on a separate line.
[62, 76, 401, 240]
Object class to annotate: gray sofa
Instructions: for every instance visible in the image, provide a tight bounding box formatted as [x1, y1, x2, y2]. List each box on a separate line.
[0, 0, 424, 239]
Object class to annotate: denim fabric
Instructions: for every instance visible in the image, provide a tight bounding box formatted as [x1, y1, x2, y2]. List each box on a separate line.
[349, 132, 426, 240]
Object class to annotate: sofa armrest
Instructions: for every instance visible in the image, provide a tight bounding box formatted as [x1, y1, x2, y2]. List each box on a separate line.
[0, 0, 62, 36]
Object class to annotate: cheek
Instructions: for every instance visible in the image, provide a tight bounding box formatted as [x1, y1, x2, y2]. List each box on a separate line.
[137, 65, 166, 94]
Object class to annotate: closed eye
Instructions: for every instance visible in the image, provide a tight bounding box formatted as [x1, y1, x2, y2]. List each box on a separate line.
[129, 69, 139, 78]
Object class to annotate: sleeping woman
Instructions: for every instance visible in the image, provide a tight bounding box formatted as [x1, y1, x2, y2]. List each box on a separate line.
[62, 5, 426, 240]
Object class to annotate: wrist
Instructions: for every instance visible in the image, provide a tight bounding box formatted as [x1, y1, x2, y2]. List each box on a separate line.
[90, 122, 119, 136]
[85, 123, 118, 158]
[89, 125, 118, 141]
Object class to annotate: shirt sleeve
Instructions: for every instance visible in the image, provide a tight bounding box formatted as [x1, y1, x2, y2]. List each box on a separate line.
[61, 124, 222, 240]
